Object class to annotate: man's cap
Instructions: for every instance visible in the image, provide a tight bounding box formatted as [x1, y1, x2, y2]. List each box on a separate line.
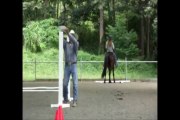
[70, 30, 79, 40]
[70, 30, 75, 34]
[60, 26, 68, 31]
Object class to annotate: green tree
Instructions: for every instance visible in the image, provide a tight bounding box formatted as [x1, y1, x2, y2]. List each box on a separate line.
[107, 14, 139, 59]
[23, 18, 59, 52]
[127, 0, 157, 59]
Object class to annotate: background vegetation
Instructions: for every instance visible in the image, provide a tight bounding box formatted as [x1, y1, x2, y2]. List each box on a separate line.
[23, 0, 157, 81]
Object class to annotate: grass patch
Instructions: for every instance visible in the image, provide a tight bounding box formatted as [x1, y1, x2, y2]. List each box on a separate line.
[23, 48, 157, 81]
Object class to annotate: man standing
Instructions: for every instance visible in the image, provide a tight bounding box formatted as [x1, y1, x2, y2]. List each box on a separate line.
[61, 26, 79, 107]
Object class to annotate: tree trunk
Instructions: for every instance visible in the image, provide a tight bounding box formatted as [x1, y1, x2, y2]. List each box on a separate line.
[99, 5, 104, 54]
[62, 2, 67, 25]
[146, 16, 150, 59]
[149, 18, 153, 59]
[140, 16, 145, 57]
[107, 0, 115, 26]
[112, 0, 115, 26]
[56, 0, 59, 18]
[44, 0, 49, 6]
[107, 1, 112, 24]
[43, 0, 49, 18]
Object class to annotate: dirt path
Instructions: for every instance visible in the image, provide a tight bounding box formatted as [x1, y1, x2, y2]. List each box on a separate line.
[23, 81, 157, 120]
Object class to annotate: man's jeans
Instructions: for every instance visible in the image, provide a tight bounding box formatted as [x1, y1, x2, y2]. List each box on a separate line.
[63, 63, 78, 101]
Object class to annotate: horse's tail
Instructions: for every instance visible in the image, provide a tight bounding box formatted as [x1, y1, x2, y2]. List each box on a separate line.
[101, 67, 106, 78]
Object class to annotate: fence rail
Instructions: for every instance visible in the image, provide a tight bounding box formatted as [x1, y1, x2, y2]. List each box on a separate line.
[23, 59, 157, 81]
[23, 61, 158, 63]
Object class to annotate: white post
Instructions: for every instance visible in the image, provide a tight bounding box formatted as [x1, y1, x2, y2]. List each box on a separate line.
[68, 79, 70, 100]
[125, 57, 127, 80]
[51, 31, 70, 108]
[58, 31, 63, 106]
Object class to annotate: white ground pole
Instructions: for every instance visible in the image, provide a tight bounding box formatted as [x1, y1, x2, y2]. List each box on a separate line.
[68, 79, 73, 101]
[95, 59, 157, 83]
[125, 57, 128, 81]
[95, 57, 130, 83]
[50, 31, 71, 108]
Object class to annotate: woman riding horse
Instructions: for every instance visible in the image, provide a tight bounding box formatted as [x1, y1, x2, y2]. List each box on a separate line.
[104, 36, 117, 68]
[101, 36, 118, 83]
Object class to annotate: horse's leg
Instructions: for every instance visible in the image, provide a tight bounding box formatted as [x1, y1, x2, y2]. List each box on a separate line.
[104, 67, 106, 83]
[113, 67, 115, 83]
[109, 68, 111, 83]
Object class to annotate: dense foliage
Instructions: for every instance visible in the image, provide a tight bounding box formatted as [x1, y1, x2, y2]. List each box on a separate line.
[107, 14, 139, 59]
[23, 18, 59, 52]
[23, 0, 157, 60]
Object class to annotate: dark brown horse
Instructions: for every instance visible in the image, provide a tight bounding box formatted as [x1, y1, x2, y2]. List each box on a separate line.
[101, 52, 115, 83]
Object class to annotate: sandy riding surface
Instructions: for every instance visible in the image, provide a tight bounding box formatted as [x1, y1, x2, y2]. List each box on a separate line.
[23, 81, 157, 120]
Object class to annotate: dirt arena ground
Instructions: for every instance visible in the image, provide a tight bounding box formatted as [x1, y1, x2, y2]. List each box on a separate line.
[23, 81, 157, 120]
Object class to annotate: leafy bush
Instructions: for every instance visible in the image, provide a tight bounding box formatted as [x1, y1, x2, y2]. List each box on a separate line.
[23, 48, 36, 62]
[23, 48, 157, 80]
[77, 50, 103, 61]
[23, 18, 59, 53]
[23, 1, 56, 25]
[76, 21, 99, 54]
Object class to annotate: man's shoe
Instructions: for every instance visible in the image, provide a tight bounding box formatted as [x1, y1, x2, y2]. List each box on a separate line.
[72, 101, 77, 107]
[63, 99, 70, 104]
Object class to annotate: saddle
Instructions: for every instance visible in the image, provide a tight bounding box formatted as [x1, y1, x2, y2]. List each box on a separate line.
[106, 52, 114, 58]
[107, 52, 113, 55]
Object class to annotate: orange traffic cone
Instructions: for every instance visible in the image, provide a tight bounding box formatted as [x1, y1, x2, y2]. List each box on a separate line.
[54, 105, 64, 120]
